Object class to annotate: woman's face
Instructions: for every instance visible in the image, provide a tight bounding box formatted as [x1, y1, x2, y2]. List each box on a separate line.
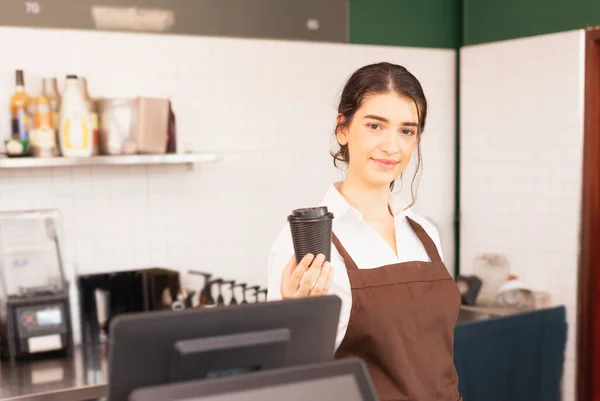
[336, 92, 420, 188]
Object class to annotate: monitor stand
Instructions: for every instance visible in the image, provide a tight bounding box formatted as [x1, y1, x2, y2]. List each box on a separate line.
[170, 328, 291, 382]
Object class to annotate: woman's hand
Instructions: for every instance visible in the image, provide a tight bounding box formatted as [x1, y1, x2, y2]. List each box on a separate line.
[280, 253, 334, 299]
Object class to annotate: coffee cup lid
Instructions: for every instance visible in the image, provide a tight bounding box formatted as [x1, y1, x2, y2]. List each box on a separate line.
[291, 206, 330, 219]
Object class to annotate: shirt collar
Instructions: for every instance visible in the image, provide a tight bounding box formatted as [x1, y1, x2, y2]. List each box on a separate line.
[320, 181, 410, 220]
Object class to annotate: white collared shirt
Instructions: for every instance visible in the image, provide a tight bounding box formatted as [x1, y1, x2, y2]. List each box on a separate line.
[266, 182, 445, 349]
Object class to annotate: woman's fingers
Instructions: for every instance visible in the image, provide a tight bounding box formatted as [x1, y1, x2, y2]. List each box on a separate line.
[298, 254, 326, 295]
[281, 253, 334, 299]
[309, 262, 332, 296]
[321, 265, 335, 295]
[289, 253, 313, 285]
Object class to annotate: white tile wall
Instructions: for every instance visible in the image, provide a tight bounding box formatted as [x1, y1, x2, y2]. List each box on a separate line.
[460, 30, 585, 401]
[0, 28, 456, 296]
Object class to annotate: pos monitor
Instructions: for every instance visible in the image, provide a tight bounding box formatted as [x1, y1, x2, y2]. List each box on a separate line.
[129, 357, 378, 401]
[107, 295, 341, 401]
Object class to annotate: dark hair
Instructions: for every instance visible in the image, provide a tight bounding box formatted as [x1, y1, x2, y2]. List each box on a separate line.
[331, 62, 427, 208]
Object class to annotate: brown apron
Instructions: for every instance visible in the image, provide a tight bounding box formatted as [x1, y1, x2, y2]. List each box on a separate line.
[332, 217, 462, 401]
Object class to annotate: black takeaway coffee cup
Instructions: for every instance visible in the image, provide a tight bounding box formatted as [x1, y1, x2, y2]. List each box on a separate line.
[287, 206, 334, 264]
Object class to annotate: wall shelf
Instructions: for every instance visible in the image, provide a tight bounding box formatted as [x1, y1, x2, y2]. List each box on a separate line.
[0, 153, 222, 169]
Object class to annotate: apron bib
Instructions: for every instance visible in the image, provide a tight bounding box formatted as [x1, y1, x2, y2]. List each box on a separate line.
[333, 217, 462, 401]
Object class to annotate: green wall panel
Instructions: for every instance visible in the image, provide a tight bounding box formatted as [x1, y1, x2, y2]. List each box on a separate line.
[464, 0, 600, 45]
[350, 0, 461, 48]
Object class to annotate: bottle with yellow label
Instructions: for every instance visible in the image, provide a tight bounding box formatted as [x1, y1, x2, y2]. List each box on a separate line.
[10, 70, 30, 141]
[42, 77, 61, 126]
[6, 70, 31, 156]
[58, 75, 92, 157]
[30, 95, 58, 157]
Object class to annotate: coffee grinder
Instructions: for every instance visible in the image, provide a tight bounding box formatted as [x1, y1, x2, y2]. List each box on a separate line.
[0, 209, 73, 362]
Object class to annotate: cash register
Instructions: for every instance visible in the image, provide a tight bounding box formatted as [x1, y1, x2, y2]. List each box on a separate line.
[107, 296, 343, 401]
[0, 209, 73, 362]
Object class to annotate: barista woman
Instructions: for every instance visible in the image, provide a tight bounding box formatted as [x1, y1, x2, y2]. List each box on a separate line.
[267, 62, 461, 401]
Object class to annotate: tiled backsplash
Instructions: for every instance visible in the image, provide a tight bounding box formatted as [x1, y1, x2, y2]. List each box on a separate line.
[460, 30, 584, 401]
[0, 28, 456, 291]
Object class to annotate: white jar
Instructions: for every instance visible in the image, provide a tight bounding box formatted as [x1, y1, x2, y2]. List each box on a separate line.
[58, 75, 93, 157]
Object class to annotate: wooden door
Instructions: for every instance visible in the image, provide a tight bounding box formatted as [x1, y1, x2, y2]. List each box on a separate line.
[577, 27, 600, 401]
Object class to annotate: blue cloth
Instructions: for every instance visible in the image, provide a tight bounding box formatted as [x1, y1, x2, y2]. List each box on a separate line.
[454, 306, 567, 401]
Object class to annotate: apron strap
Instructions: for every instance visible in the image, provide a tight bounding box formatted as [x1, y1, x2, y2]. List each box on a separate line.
[331, 233, 359, 271]
[406, 217, 442, 263]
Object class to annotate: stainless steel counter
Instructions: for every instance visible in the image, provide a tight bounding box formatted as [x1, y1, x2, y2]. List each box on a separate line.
[0, 345, 107, 401]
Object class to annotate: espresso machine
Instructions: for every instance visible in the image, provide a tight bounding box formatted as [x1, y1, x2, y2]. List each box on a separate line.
[0, 209, 73, 362]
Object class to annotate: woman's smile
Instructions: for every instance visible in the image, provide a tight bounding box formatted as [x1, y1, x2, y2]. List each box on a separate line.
[371, 158, 399, 169]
